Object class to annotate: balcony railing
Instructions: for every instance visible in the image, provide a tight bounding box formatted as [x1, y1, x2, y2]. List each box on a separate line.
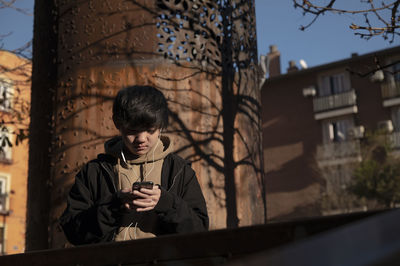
[313, 90, 357, 113]
[316, 140, 361, 165]
[381, 81, 400, 99]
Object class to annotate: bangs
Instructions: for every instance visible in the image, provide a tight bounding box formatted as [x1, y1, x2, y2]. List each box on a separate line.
[120, 108, 163, 131]
[113, 86, 169, 131]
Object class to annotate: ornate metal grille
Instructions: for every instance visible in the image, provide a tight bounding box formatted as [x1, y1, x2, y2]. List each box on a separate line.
[155, 0, 258, 74]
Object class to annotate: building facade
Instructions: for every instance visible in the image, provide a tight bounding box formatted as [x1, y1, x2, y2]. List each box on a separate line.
[262, 45, 400, 221]
[0, 50, 31, 254]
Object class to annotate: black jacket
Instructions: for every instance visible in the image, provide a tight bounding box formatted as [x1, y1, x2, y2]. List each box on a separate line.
[60, 153, 209, 245]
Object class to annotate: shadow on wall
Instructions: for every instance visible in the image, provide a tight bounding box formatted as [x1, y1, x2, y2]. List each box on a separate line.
[266, 146, 324, 193]
[27, 0, 267, 250]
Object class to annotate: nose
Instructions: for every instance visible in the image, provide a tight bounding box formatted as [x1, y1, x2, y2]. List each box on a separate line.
[135, 132, 147, 142]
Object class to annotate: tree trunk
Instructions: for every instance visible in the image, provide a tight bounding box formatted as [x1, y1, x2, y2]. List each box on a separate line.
[221, 5, 239, 228]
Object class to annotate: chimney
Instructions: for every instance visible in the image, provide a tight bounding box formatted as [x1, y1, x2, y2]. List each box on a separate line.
[287, 60, 298, 73]
[267, 45, 281, 77]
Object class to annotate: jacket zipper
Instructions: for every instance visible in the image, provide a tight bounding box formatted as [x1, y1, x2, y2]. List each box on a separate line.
[100, 162, 118, 193]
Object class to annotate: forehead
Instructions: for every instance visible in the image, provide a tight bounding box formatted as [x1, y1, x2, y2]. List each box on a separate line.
[121, 126, 159, 133]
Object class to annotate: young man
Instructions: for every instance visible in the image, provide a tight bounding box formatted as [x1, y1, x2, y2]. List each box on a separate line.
[60, 85, 209, 245]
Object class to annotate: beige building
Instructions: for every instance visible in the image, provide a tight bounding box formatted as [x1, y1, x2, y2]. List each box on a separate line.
[262, 45, 400, 221]
[0, 50, 31, 254]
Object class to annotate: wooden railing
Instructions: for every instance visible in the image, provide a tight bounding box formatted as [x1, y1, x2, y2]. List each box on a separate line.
[313, 90, 357, 113]
[0, 211, 383, 265]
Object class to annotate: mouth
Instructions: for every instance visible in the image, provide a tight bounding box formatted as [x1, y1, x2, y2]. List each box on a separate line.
[134, 145, 148, 151]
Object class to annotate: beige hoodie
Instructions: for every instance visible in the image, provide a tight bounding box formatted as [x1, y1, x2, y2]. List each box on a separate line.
[104, 135, 173, 241]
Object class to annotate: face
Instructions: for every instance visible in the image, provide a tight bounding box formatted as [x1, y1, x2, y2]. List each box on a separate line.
[120, 128, 160, 156]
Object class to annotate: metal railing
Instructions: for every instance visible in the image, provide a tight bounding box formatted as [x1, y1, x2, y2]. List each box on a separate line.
[313, 90, 357, 113]
[381, 81, 400, 99]
[316, 140, 361, 163]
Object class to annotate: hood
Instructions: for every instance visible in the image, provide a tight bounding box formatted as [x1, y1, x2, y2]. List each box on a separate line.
[104, 135, 173, 164]
[104, 136, 124, 159]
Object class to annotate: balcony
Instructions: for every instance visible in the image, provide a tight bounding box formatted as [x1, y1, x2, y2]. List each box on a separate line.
[316, 140, 362, 167]
[313, 90, 358, 120]
[382, 81, 400, 107]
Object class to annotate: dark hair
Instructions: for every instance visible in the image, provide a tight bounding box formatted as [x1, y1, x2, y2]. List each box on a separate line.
[112, 86, 168, 131]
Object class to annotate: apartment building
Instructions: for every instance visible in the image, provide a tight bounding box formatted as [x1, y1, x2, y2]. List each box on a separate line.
[262, 45, 400, 221]
[0, 50, 31, 254]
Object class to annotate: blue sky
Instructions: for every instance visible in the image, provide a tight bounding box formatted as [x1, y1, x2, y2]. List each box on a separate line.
[0, 0, 398, 73]
[255, 1, 398, 73]
[0, 0, 33, 54]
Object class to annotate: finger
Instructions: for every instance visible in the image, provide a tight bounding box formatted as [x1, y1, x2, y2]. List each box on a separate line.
[133, 191, 160, 207]
[137, 188, 157, 196]
[133, 190, 150, 198]
[136, 207, 154, 212]
[141, 187, 161, 194]
[140, 188, 156, 194]
[133, 199, 154, 207]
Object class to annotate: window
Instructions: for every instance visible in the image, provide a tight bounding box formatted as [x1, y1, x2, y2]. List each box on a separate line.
[0, 226, 4, 255]
[0, 176, 7, 212]
[0, 174, 9, 254]
[322, 117, 355, 143]
[0, 78, 12, 112]
[391, 106, 400, 132]
[393, 61, 400, 82]
[385, 60, 400, 84]
[0, 127, 12, 162]
[319, 72, 351, 97]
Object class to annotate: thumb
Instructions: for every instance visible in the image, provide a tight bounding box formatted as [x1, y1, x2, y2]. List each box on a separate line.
[121, 188, 132, 193]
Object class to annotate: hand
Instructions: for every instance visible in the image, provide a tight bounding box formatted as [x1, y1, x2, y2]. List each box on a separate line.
[117, 188, 136, 210]
[132, 186, 161, 212]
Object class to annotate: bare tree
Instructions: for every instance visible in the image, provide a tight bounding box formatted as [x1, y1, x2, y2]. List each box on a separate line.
[293, 1, 400, 79]
[293, 0, 400, 42]
[0, 0, 32, 56]
[0, 0, 32, 151]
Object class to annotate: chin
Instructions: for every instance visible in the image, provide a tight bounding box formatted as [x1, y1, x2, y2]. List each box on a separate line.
[134, 149, 148, 155]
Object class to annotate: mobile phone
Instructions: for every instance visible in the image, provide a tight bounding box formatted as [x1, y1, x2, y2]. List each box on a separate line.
[132, 181, 154, 190]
